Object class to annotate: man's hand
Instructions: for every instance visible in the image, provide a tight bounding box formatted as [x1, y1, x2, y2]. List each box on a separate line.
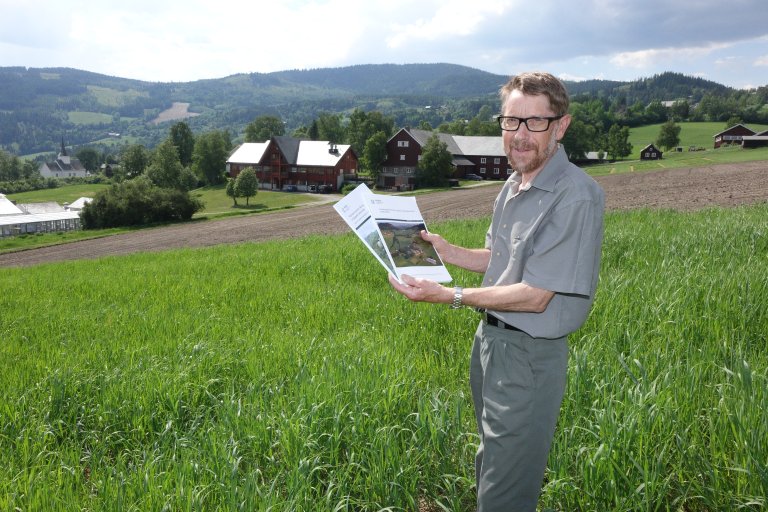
[388, 273, 453, 304]
[420, 230, 450, 255]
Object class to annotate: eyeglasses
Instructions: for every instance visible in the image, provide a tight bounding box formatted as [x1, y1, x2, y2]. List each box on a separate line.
[495, 114, 564, 132]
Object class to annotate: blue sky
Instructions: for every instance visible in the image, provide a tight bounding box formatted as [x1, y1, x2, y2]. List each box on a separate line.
[1, 0, 766, 89]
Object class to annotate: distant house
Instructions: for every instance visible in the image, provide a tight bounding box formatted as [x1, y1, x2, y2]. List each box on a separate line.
[226, 136, 357, 192]
[640, 144, 663, 160]
[713, 124, 755, 148]
[379, 128, 510, 189]
[38, 139, 88, 179]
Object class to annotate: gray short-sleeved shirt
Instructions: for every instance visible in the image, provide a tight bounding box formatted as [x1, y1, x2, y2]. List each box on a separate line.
[483, 146, 605, 339]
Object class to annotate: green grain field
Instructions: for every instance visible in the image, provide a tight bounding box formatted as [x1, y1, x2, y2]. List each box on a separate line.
[1, 203, 766, 511]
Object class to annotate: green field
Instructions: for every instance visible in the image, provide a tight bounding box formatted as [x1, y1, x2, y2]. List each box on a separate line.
[584, 121, 768, 176]
[67, 112, 114, 126]
[1, 205, 766, 511]
[190, 184, 326, 218]
[6, 184, 111, 204]
[86, 85, 149, 108]
[627, 121, 768, 151]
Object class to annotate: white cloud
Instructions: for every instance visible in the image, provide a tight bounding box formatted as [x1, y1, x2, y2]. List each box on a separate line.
[0, 0, 766, 87]
[386, 0, 511, 48]
[609, 43, 731, 70]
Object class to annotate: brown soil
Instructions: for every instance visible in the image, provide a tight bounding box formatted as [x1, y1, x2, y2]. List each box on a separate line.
[2, 161, 767, 268]
[150, 102, 200, 125]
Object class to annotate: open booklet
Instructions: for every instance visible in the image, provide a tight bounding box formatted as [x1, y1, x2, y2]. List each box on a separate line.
[333, 183, 452, 283]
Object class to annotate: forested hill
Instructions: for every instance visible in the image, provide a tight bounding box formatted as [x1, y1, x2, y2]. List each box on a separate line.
[0, 63, 743, 156]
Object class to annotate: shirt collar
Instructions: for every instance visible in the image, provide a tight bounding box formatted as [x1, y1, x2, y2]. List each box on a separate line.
[508, 145, 569, 194]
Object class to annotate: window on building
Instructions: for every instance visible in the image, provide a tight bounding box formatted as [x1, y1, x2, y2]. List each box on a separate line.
[400, 154, 406, 161]
[494, 158, 500, 164]
[494, 168, 500, 175]
[480, 157, 486, 163]
[398, 140, 410, 147]
[480, 167, 486, 174]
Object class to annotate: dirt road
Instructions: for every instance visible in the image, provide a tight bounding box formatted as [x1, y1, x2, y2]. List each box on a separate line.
[2, 161, 767, 268]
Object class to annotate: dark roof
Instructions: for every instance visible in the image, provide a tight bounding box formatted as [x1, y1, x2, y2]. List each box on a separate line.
[712, 124, 756, 138]
[406, 128, 463, 154]
[273, 136, 303, 165]
[42, 155, 86, 172]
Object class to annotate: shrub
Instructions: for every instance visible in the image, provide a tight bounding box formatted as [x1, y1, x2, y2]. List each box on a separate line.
[81, 177, 203, 229]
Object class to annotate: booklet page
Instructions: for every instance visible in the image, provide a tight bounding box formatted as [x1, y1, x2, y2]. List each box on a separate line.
[334, 184, 452, 283]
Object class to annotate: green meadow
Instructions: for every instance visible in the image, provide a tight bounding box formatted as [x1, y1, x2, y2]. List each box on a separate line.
[1, 204, 766, 511]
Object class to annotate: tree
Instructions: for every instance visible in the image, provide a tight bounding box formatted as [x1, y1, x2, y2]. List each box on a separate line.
[644, 100, 668, 124]
[225, 177, 239, 206]
[362, 131, 388, 181]
[605, 124, 633, 160]
[560, 118, 597, 162]
[245, 115, 285, 142]
[234, 167, 258, 205]
[75, 147, 100, 172]
[120, 144, 150, 179]
[725, 115, 742, 129]
[670, 100, 690, 121]
[345, 109, 394, 155]
[656, 119, 681, 151]
[437, 120, 466, 135]
[146, 139, 185, 189]
[0, 150, 37, 181]
[316, 112, 345, 143]
[417, 134, 453, 188]
[169, 122, 195, 167]
[308, 120, 319, 141]
[192, 130, 232, 185]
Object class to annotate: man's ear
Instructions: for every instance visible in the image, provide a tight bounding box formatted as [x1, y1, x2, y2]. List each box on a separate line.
[556, 114, 572, 141]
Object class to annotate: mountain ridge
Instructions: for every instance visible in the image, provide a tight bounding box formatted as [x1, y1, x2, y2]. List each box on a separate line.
[0, 63, 736, 156]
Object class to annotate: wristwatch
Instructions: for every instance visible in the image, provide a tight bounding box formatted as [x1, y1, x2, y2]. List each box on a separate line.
[450, 286, 463, 309]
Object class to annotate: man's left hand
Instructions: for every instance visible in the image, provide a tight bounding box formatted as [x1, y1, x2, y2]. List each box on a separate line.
[388, 273, 452, 304]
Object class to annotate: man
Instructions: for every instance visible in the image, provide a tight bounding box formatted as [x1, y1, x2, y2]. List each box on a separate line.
[389, 72, 604, 511]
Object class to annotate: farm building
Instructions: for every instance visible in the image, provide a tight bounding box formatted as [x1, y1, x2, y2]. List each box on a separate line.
[38, 139, 89, 179]
[379, 128, 511, 190]
[640, 143, 663, 160]
[741, 129, 768, 149]
[226, 136, 358, 192]
[713, 124, 755, 148]
[65, 197, 93, 212]
[0, 193, 84, 238]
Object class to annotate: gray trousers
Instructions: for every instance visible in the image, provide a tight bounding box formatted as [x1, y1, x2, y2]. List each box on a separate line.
[470, 321, 569, 512]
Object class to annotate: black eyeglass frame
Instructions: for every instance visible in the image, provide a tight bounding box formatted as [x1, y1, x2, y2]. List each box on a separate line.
[495, 114, 565, 132]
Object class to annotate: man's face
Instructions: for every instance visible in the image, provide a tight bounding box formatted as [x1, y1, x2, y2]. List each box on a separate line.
[501, 90, 570, 176]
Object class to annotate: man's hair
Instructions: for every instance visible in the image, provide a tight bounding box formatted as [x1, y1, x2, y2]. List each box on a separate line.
[499, 72, 570, 116]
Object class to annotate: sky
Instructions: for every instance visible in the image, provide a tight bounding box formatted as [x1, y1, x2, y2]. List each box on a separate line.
[1, 0, 767, 90]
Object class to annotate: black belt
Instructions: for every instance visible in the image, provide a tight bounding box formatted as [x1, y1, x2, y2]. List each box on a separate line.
[483, 313, 523, 332]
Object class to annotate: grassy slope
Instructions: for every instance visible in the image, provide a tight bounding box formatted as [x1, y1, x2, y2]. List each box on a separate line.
[1, 207, 765, 510]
